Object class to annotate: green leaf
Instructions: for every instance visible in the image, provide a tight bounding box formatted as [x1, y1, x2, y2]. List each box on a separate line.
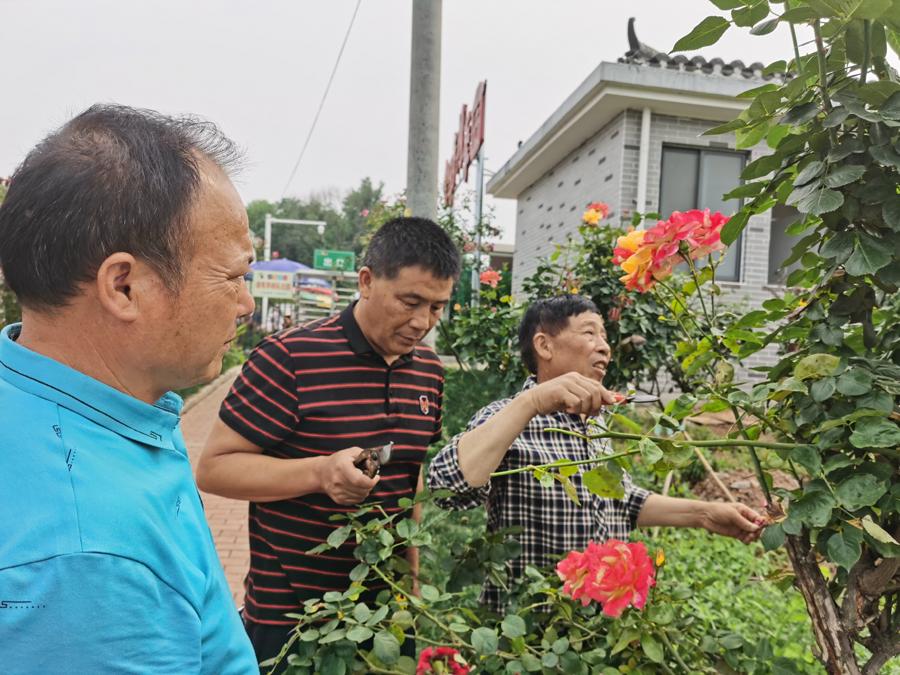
[793, 353, 841, 380]
[373, 631, 401, 665]
[501, 614, 527, 639]
[792, 445, 822, 475]
[704, 118, 748, 135]
[733, 1, 770, 27]
[541, 653, 559, 669]
[882, 91, 900, 119]
[723, 181, 768, 200]
[810, 377, 837, 402]
[869, 144, 900, 166]
[551, 637, 570, 655]
[751, 16, 780, 34]
[319, 628, 346, 644]
[794, 160, 826, 185]
[742, 153, 783, 179]
[761, 522, 786, 551]
[884, 199, 900, 230]
[781, 102, 820, 125]
[353, 602, 372, 623]
[639, 438, 664, 464]
[721, 209, 750, 245]
[471, 627, 499, 656]
[861, 515, 900, 545]
[709, 0, 744, 8]
[827, 528, 863, 569]
[673, 16, 730, 51]
[782, 6, 819, 21]
[850, 417, 900, 448]
[796, 187, 845, 215]
[641, 634, 665, 663]
[327, 525, 352, 549]
[835, 474, 887, 511]
[419, 584, 440, 602]
[824, 164, 866, 188]
[819, 231, 855, 262]
[836, 368, 873, 396]
[347, 625, 374, 643]
[850, 0, 893, 19]
[844, 233, 891, 276]
[822, 106, 850, 127]
[737, 121, 771, 148]
[349, 563, 370, 582]
[395, 518, 418, 540]
[791, 490, 835, 527]
[828, 136, 866, 161]
[582, 463, 625, 499]
[519, 653, 542, 672]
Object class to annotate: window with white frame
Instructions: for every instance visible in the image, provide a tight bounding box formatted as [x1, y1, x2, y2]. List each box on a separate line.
[658, 146, 746, 282]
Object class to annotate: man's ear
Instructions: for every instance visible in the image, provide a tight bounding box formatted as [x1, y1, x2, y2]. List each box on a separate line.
[533, 331, 553, 363]
[357, 266, 374, 299]
[95, 252, 142, 322]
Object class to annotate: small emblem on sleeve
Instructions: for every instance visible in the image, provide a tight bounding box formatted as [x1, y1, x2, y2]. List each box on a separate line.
[418, 395, 431, 415]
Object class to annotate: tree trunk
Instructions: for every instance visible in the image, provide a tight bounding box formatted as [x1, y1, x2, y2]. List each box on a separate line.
[785, 535, 861, 675]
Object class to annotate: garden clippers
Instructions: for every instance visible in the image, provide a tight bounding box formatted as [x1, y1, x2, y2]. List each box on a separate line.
[353, 442, 393, 478]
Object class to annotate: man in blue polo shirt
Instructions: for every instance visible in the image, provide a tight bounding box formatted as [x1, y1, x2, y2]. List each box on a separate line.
[0, 105, 258, 673]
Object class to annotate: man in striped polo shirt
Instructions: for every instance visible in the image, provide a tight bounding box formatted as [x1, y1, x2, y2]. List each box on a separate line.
[197, 218, 460, 668]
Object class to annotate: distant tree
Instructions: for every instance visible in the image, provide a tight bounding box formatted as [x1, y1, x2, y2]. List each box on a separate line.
[245, 178, 383, 265]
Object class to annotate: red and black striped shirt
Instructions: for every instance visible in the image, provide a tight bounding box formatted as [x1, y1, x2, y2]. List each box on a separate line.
[219, 303, 443, 625]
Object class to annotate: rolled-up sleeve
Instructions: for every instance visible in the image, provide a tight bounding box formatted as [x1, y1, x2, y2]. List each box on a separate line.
[427, 399, 509, 510]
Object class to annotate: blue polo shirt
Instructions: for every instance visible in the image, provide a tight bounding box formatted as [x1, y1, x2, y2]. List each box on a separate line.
[0, 324, 257, 674]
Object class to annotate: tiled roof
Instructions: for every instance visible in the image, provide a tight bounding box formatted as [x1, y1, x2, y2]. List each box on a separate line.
[619, 17, 786, 80]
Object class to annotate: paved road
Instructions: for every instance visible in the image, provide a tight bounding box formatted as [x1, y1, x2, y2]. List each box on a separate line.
[181, 370, 247, 605]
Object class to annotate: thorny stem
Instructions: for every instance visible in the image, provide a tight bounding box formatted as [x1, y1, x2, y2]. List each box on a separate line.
[684, 255, 714, 333]
[490, 430, 798, 479]
[813, 21, 832, 112]
[659, 631, 691, 673]
[784, 0, 804, 72]
[359, 653, 407, 675]
[490, 447, 642, 477]
[860, 20, 871, 84]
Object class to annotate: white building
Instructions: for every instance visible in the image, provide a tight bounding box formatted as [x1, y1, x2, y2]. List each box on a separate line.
[487, 20, 799, 375]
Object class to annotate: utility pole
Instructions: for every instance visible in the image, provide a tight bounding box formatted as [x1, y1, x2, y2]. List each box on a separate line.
[406, 0, 442, 220]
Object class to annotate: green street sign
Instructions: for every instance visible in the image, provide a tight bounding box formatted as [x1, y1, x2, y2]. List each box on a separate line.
[314, 249, 356, 272]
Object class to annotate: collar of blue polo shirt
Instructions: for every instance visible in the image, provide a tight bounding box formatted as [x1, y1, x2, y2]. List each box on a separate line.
[353, 442, 394, 478]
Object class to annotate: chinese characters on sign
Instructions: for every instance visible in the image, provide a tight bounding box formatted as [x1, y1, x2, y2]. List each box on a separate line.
[313, 249, 356, 272]
[443, 81, 486, 207]
[251, 271, 295, 300]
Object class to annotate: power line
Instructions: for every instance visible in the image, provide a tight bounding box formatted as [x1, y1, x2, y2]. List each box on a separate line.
[279, 0, 363, 200]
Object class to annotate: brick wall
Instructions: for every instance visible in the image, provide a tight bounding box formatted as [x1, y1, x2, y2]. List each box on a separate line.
[511, 112, 628, 297]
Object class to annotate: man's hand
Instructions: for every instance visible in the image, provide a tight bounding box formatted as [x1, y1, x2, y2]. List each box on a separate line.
[528, 371, 619, 417]
[316, 447, 379, 505]
[700, 501, 767, 544]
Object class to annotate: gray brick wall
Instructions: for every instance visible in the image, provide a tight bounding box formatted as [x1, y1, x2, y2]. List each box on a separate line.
[511, 112, 627, 297]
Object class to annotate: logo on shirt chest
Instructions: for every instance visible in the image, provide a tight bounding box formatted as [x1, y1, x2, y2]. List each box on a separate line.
[418, 395, 431, 415]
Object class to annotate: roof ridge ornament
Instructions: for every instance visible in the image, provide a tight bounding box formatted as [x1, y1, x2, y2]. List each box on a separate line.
[626, 17, 665, 61]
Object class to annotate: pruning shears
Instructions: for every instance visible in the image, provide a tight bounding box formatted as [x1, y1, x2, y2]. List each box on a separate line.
[353, 442, 394, 478]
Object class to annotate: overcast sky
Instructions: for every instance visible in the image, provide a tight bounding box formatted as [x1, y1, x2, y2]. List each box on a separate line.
[2, 1, 819, 242]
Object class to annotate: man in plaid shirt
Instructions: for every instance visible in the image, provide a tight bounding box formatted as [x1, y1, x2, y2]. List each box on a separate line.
[428, 295, 764, 612]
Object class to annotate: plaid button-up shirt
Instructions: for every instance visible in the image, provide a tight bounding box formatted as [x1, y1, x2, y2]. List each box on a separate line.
[427, 377, 650, 613]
